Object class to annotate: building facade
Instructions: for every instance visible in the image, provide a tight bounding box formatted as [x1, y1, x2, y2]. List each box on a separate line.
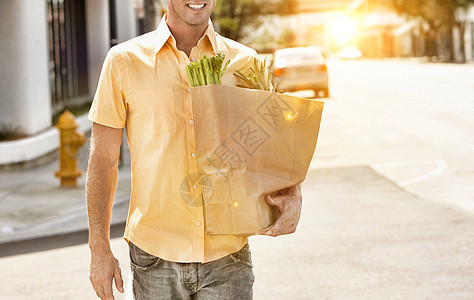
[0, 0, 138, 137]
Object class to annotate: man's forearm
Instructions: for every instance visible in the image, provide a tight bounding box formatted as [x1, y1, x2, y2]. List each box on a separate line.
[86, 152, 119, 252]
[86, 124, 124, 299]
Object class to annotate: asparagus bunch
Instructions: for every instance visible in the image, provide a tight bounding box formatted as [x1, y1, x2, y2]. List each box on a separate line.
[186, 53, 231, 87]
[233, 57, 281, 93]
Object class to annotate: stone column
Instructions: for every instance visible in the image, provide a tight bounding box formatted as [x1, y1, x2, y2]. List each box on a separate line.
[116, 0, 138, 43]
[85, 0, 111, 98]
[0, 0, 52, 136]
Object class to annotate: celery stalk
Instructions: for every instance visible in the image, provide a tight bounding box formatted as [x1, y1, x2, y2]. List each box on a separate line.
[197, 62, 205, 86]
[185, 53, 230, 87]
[186, 65, 195, 87]
[202, 59, 214, 84]
[191, 65, 199, 87]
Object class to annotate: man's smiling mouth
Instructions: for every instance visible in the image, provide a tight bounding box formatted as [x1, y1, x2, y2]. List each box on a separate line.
[187, 4, 206, 10]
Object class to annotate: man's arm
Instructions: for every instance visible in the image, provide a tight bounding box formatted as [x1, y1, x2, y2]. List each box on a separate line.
[261, 184, 302, 237]
[86, 122, 124, 300]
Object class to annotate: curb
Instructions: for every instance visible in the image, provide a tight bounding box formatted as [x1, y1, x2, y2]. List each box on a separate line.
[0, 115, 91, 166]
[0, 196, 129, 245]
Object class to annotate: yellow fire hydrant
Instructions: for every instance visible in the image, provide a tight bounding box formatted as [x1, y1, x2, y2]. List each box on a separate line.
[55, 110, 85, 187]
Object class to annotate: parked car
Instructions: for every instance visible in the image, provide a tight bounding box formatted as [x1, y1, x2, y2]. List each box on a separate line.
[310, 45, 328, 59]
[338, 46, 362, 60]
[272, 47, 329, 98]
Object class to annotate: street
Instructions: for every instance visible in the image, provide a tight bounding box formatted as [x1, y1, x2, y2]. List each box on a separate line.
[0, 58, 473, 299]
[315, 58, 474, 213]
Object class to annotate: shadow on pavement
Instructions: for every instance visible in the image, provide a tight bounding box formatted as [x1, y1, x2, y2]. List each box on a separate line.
[0, 222, 125, 258]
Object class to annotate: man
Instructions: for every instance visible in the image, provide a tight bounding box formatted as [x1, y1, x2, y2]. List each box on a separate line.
[87, 1, 302, 299]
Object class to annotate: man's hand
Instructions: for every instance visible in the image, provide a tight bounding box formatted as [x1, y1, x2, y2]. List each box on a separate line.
[89, 249, 124, 300]
[260, 184, 302, 237]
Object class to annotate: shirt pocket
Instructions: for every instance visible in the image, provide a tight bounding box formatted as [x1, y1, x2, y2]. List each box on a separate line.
[132, 86, 176, 136]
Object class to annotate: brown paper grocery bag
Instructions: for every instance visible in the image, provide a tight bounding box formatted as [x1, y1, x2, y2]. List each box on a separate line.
[191, 85, 324, 235]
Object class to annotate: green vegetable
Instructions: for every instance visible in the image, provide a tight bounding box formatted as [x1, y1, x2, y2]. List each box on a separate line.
[233, 57, 281, 93]
[186, 53, 231, 87]
[202, 58, 213, 84]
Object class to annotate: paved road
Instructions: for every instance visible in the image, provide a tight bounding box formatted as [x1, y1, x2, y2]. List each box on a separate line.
[313, 58, 474, 213]
[1, 58, 473, 299]
[1, 166, 473, 299]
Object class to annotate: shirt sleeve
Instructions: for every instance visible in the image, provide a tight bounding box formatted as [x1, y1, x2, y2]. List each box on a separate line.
[88, 47, 127, 129]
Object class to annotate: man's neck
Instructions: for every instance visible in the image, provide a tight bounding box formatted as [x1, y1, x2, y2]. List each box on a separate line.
[167, 20, 208, 57]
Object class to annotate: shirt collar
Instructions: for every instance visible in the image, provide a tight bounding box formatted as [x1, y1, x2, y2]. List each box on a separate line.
[154, 13, 218, 55]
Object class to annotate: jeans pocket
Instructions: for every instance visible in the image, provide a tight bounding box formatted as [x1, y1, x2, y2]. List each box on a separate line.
[229, 243, 253, 268]
[129, 242, 162, 270]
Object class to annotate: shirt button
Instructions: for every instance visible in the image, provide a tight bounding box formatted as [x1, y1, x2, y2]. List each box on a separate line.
[191, 57, 196, 61]
[191, 152, 196, 158]
[189, 119, 194, 125]
[196, 221, 201, 226]
[187, 87, 191, 92]
[193, 184, 198, 190]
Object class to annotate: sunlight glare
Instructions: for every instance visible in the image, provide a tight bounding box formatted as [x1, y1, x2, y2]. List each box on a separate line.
[331, 15, 357, 43]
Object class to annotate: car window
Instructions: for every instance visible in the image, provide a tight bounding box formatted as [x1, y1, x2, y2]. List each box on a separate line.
[275, 50, 323, 65]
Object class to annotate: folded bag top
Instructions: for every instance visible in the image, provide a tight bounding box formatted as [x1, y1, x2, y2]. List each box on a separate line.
[190, 85, 324, 235]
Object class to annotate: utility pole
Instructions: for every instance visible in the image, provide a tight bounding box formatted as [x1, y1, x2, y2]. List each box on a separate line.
[109, 0, 118, 47]
[135, 0, 166, 35]
[365, 0, 370, 57]
[471, 20, 474, 60]
[144, 0, 165, 33]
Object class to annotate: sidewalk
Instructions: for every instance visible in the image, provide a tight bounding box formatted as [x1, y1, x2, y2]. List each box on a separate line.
[0, 130, 131, 244]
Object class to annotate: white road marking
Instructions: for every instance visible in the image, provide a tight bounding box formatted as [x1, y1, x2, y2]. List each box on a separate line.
[1, 225, 14, 234]
[372, 159, 447, 187]
[398, 159, 447, 186]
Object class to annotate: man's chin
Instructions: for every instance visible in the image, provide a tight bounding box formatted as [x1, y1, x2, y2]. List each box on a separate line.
[185, 18, 208, 27]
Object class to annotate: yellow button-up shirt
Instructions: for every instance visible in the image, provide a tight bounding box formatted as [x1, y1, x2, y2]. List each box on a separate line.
[88, 15, 259, 262]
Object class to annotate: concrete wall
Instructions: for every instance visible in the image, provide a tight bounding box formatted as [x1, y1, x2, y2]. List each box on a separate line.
[85, 0, 111, 98]
[0, 0, 136, 136]
[0, 0, 52, 136]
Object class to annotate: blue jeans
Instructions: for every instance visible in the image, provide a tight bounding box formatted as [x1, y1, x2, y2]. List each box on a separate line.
[129, 242, 254, 299]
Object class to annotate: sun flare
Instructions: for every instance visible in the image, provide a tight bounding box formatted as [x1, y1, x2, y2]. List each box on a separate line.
[330, 15, 357, 43]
